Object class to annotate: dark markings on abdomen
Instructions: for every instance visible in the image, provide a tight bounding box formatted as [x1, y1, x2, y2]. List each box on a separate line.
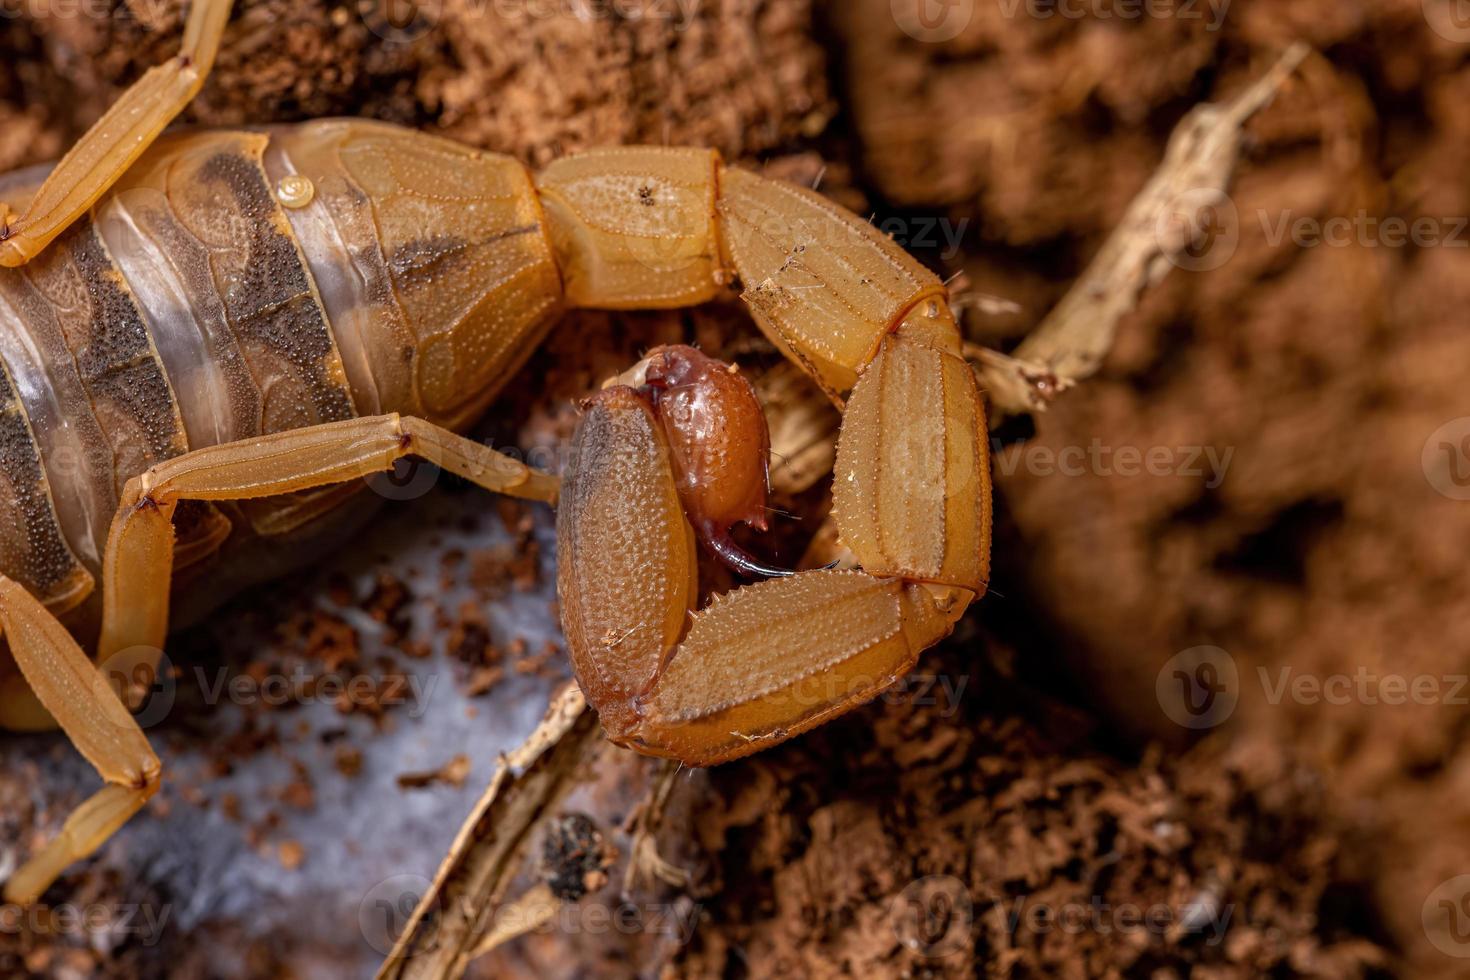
[195, 150, 355, 432]
[0, 360, 90, 608]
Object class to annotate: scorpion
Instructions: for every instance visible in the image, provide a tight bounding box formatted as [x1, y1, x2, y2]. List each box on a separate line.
[0, 0, 991, 904]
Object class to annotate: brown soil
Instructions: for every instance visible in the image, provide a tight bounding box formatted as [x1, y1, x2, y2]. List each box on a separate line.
[0, 0, 1462, 977]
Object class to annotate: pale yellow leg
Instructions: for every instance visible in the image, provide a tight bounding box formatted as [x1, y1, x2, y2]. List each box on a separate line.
[0, 576, 159, 905]
[99, 413, 558, 674]
[5, 414, 552, 901]
[0, 0, 234, 266]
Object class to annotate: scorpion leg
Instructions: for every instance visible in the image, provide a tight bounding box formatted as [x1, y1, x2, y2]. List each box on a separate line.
[0, 0, 233, 266]
[6, 415, 552, 902]
[98, 414, 557, 679]
[0, 576, 159, 905]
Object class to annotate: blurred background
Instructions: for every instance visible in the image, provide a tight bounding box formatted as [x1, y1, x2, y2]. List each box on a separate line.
[0, 0, 1466, 976]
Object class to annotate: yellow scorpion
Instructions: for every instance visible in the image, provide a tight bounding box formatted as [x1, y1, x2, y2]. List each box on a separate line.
[0, 0, 991, 902]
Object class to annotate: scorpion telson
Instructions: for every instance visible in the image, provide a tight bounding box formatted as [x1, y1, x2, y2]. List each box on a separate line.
[612, 345, 795, 580]
[0, 0, 991, 903]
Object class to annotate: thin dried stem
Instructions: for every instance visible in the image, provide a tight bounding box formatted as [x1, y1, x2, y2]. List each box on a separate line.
[468, 882, 561, 959]
[376, 684, 599, 980]
[622, 761, 692, 896]
[979, 43, 1310, 417]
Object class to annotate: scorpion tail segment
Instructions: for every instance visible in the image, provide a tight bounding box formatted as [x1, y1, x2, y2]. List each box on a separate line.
[0, 0, 234, 266]
[0, 576, 161, 904]
[556, 387, 698, 742]
[629, 570, 955, 766]
[833, 334, 992, 595]
[715, 165, 954, 398]
[536, 147, 726, 310]
[711, 166, 991, 591]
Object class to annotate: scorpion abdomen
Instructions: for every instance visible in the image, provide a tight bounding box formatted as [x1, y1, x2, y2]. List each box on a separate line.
[0, 121, 565, 642]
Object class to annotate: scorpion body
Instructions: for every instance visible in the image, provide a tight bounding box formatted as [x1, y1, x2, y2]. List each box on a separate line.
[0, 121, 559, 671]
[0, 0, 991, 907]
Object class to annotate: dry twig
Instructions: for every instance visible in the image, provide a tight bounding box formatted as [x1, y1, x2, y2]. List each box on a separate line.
[621, 761, 692, 896]
[979, 43, 1310, 417]
[376, 684, 598, 980]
